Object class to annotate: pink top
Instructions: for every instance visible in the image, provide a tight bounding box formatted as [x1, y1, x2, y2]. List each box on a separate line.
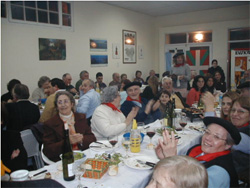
[186, 88, 201, 106]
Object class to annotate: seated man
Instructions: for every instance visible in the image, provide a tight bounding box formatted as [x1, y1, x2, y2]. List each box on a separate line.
[146, 156, 208, 188]
[39, 78, 66, 123]
[109, 72, 121, 90]
[161, 76, 188, 109]
[155, 116, 241, 188]
[76, 79, 100, 125]
[75, 70, 89, 92]
[1, 79, 21, 103]
[95, 72, 107, 92]
[62, 73, 78, 96]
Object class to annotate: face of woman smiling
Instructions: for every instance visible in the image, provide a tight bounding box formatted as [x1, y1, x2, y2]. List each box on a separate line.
[197, 78, 205, 90]
[57, 94, 73, 116]
[126, 85, 141, 100]
[221, 97, 232, 116]
[230, 102, 250, 127]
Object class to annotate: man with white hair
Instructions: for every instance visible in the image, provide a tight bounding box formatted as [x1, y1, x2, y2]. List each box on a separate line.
[161, 76, 188, 109]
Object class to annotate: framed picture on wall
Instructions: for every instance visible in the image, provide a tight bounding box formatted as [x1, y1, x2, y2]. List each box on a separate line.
[123, 30, 136, 64]
[90, 39, 107, 52]
[90, 55, 108, 67]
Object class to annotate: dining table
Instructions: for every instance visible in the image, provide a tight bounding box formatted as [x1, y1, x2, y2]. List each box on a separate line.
[25, 119, 205, 188]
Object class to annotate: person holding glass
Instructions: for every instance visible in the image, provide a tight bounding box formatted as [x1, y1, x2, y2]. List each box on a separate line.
[43, 91, 96, 162]
[91, 86, 139, 139]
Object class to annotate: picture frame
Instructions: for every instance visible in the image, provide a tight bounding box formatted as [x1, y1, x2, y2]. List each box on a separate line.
[123, 30, 136, 64]
[90, 39, 107, 52]
[138, 45, 144, 59]
[112, 43, 120, 59]
[90, 55, 108, 67]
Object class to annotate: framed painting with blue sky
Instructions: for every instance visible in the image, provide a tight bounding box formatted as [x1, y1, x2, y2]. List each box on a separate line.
[90, 55, 108, 67]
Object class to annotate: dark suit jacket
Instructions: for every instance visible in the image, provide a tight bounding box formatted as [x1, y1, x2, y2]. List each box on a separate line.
[6, 100, 40, 132]
[43, 113, 96, 162]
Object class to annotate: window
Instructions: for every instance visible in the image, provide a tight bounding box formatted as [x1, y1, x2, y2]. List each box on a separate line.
[1, 1, 7, 18]
[166, 33, 186, 44]
[6, 1, 72, 28]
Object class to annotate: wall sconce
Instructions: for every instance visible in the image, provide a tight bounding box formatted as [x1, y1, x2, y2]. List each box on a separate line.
[194, 33, 203, 42]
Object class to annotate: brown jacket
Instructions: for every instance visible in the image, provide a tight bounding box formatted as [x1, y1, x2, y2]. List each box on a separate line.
[43, 113, 96, 162]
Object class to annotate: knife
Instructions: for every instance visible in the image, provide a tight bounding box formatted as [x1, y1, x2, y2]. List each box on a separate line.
[94, 141, 111, 148]
[137, 160, 155, 168]
[29, 170, 47, 178]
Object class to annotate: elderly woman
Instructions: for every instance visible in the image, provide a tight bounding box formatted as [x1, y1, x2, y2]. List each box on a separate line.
[31, 76, 50, 102]
[146, 156, 208, 188]
[171, 52, 191, 98]
[121, 82, 161, 124]
[186, 75, 206, 106]
[43, 91, 96, 162]
[155, 117, 241, 188]
[91, 86, 138, 138]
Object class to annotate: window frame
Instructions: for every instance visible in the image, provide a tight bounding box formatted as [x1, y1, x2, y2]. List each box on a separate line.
[6, 1, 73, 31]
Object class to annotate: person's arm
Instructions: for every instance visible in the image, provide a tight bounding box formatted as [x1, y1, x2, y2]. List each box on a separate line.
[201, 92, 215, 113]
[76, 95, 90, 114]
[206, 165, 230, 188]
[152, 100, 160, 112]
[232, 132, 250, 154]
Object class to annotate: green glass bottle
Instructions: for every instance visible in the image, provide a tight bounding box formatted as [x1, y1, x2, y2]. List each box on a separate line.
[171, 98, 177, 128]
[62, 123, 75, 181]
[197, 93, 204, 109]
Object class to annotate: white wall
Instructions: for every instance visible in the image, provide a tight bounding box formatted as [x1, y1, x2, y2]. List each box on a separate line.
[1, 2, 155, 94]
[156, 5, 250, 81]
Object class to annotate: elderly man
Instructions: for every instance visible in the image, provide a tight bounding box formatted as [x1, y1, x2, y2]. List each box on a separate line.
[237, 81, 250, 97]
[75, 70, 89, 92]
[62, 73, 78, 96]
[76, 79, 100, 125]
[39, 78, 66, 123]
[156, 116, 241, 188]
[109, 72, 121, 90]
[161, 76, 188, 109]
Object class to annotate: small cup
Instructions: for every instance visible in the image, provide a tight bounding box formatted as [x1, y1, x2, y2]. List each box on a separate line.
[108, 165, 118, 176]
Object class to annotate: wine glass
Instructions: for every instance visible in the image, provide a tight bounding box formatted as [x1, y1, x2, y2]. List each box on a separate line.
[73, 160, 86, 188]
[108, 135, 118, 153]
[146, 127, 156, 145]
[122, 136, 130, 158]
[179, 113, 187, 135]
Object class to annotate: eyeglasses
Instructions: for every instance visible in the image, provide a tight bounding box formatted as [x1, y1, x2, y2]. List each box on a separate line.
[230, 108, 249, 115]
[57, 99, 70, 105]
[203, 129, 227, 141]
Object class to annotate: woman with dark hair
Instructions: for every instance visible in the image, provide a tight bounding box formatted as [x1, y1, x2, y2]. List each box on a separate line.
[186, 75, 206, 106]
[5, 84, 40, 131]
[43, 91, 96, 162]
[134, 70, 145, 84]
[1, 79, 21, 103]
[205, 76, 216, 94]
[221, 91, 239, 120]
[214, 71, 226, 93]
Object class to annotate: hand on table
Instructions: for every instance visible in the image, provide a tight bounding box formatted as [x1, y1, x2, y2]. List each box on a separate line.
[69, 133, 84, 145]
[11, 149, 20, 159]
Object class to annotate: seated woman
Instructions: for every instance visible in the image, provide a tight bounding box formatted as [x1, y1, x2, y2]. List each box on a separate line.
[121, 82, 161, 124]
[214, 71, 226, 93]
[205, 75, 216, 94]
[91, 86, 138, 139]
[186, 75, 206, 106]
[220, 91, 239, 120]
[31, 76, 50, 102]
[43, 91, 96, 162]
[146, 156, 208, 188]
[134, 70, 145, 84]
[5, 84, 40, 132]
[152, 90, 171, 119]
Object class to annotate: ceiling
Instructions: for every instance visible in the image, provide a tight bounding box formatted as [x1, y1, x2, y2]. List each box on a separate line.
[102, 1, 249, 17]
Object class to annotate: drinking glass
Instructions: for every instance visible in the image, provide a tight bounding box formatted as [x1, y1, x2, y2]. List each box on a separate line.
[146, 127, 156, 145]
[73, 160, 86, 188]
[122, 136, 130, 158]
[108, 135, 118, 153]
[179, 113, 187, 135]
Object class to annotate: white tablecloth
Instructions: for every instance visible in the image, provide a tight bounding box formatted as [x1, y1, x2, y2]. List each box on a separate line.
[29, 119, 204, 188]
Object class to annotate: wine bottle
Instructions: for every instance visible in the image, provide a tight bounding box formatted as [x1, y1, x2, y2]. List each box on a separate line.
[130, 119, 141, 153]
[165, 104, 172, 127]
[62, 123, 75, 181]
[197, 93, 204, 109]
[171, 98, 176, 128]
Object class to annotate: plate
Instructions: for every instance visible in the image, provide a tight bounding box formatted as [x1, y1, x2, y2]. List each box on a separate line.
[73, 150, 86, 160]
[89, 141, 118, 152]
[124, 156, 159, 170]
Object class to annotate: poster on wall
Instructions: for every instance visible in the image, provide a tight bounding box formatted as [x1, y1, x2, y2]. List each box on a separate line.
[123, 30, 136, 64]
[90, 55, 108, 66]
[90, 39, 107, 52]
[112, 43, 120, 59]
[231, 49, 250, 86]
[138, 45, 144, 59]
[39, 38, 66, 60]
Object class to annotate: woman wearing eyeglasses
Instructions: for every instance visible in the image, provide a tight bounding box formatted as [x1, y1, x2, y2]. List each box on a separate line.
[43, 91, 96, 162]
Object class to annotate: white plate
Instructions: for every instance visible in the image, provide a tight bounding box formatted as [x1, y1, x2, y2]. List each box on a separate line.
[89, 141, 118, 152]
[124, 156, 159, 170]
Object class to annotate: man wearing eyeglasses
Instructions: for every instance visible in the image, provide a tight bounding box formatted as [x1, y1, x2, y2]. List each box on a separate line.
[155, 116, 241, 188]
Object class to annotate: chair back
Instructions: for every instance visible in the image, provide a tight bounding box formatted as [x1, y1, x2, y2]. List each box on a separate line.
[41, 144, 55, 165]
[20, 129, 44, 169]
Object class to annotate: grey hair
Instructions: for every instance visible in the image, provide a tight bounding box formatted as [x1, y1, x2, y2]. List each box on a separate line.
[84, 79, 95, 88]
[162, 76, 172, 84]
[54, 91, 75, 112]
[226, 132, 235, 146]
[38, 76, 50, 88]
[62, 73, 70, 80]
[79, 70, 88, 78]
[101, 86, 119, 103]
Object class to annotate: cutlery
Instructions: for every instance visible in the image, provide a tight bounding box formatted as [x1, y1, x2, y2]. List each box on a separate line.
[29, 170, 47, 179]
[137, 160, 155, 168]
[144, 126, 150, 129]
[94, 142, 112, 148]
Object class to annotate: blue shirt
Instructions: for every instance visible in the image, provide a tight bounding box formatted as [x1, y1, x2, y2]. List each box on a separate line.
[76, 89, 100, 118]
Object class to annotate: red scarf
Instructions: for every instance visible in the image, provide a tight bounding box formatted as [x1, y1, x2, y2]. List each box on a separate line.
[188, 146, 230, 162]
[238, 122, 249, 129]
[174, 63, 185, 67]
[126, 96, 142, 103]
[103, 103, 121, 113]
